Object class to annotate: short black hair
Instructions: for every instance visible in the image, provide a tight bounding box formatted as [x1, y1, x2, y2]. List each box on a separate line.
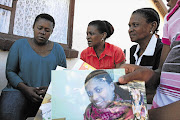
[33, 13, 55, 28]
[132, 8, 160, 34]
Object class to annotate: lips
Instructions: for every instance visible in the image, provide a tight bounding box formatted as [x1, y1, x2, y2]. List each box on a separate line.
[87, 41, 92, 47]
[94, 100, 105, 108]
[88, 41, 92, 44]
[129, 34, 136, 37]
[38, 36, 45, 40]
[96, 100, 103, 105]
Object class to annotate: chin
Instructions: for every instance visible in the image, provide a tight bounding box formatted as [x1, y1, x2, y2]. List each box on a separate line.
[131, 39, 137, 43]
[88, 44, 92, 47]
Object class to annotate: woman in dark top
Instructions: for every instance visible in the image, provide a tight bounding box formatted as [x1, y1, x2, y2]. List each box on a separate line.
[128, 8, 163, 104]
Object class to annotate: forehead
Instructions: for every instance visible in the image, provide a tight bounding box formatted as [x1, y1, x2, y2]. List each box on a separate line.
[129, 13, 147, 23]
[85, 78, 108, 89]
[87, 25, 99, 31]
[35, 18, 53, 27]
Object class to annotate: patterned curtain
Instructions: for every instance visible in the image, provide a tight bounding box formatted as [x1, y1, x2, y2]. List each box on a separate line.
[13, 0, 69, 44]
[0, 0, 13, 33]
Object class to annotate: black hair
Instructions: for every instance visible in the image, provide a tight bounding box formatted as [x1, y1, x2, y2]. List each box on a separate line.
[33, 13, 55, 28]
[88, 20, 114, 39]
[85, 70, 113, 84]
[132, 8, 160, 34]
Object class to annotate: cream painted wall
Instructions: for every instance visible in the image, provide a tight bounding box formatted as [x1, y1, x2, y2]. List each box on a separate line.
[0, 0, 166, 91]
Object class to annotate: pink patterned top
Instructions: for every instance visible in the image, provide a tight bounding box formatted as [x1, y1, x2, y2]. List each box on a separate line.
[83, 95, 134, 120]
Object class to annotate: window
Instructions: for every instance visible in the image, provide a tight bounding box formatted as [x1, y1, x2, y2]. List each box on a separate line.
[0, 0, 78, 58]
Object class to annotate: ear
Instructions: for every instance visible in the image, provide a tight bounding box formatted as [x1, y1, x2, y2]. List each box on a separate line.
[110, 82, 115, 91]
[102, 32, 107, 40]
[150, 21, 157, 33]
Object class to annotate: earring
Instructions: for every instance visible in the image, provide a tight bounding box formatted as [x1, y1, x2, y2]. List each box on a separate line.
[101, 38, 104, 41]
[150, 31, 153, 34]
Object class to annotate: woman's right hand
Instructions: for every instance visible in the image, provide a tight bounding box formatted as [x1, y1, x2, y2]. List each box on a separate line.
[118, 64, 154, 84]
[17, 82, 43, 103]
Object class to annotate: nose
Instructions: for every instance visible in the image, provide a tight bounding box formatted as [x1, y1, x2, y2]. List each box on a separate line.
[86, 34, 90, 40]
[92, 92, 99, 101]
[40, 29, 45, 35]
[128, 26, 134, 33]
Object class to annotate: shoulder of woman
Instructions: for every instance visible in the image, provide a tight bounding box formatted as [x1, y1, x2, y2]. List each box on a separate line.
[10, 38, 27, 49]
[14, 38, 27, 44]
[53, 42, 64, 51]
[107, 43, 123, 52]
[81, 47, 91, 54]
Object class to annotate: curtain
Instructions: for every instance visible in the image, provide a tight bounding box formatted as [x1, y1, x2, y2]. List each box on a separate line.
[13, 0, 70, 44]
[0, 0, 13, 33]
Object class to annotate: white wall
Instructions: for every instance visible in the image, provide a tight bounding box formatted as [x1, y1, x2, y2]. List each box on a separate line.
[0, 0, 165, 91]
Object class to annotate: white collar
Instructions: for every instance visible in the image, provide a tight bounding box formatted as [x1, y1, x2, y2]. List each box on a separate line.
[133, 34, 158, 65]
[133, 34, 157, 57]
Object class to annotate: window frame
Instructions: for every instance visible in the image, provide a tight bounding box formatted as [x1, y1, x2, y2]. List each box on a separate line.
[0, 0, 78, 58]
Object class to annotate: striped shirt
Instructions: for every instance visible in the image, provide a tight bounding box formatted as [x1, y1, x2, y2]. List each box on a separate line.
[152, 0, 180, 108]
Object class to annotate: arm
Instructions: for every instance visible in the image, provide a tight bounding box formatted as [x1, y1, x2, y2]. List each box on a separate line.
[56, 43, 67, 68]
[115, 46, 126, 68]
[156, 44, 170, 72]
[148, 100, 180, 120]
[146, 44, 171, 89]
[115, 60, 125, 68]
[6, 41, 24, 88]
[80, 49, 87, 62]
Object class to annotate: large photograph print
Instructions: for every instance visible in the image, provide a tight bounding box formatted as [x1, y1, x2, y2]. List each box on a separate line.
[51, 69, 148, 120]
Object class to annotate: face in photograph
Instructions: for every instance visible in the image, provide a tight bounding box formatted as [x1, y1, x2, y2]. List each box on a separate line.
[85, 76, 115, 109]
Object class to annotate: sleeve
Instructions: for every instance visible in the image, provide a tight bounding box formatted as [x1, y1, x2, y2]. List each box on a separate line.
[114, 46, 126, 64]
[80, 49, 87, 62]
[56, 43, 67, 68]
[153, 40, 163, 70]
[162, 15, 171, 45]
[130, 45, 136, 64]
[6, 40, 24, 88]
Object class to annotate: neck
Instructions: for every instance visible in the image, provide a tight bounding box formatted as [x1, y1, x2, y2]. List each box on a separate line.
[138, 35, 152, 51]
[94, 43, 105, 57]
[33, 38, 49, 46]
